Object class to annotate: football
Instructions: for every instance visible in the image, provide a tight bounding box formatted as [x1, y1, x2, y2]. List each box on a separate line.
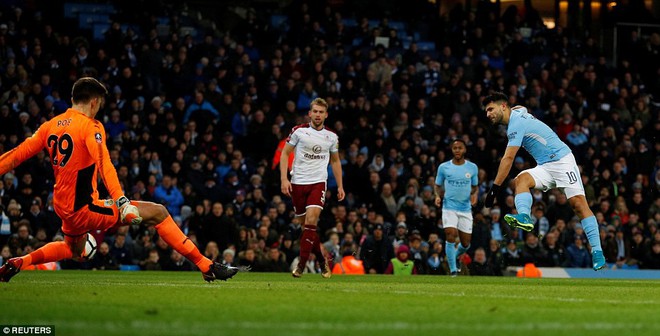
[83, 233, 97, 260]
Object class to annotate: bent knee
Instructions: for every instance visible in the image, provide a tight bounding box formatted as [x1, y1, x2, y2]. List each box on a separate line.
[514, 173, 535, 188]
[155, 204, 169, 222]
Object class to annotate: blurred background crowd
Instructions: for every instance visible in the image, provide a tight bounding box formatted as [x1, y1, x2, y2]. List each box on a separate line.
[0, 0, 659, 275]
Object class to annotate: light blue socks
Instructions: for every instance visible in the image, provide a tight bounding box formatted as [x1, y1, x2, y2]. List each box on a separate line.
[581, 216, 602, 252]
[515, 192, 532, 216]
[446, 241, 457, 273]
[457, 243, 470, 257]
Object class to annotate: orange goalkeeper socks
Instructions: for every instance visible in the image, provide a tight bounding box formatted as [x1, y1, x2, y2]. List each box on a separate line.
[155, 215, 211, 273]
[22, 241, 73, 269]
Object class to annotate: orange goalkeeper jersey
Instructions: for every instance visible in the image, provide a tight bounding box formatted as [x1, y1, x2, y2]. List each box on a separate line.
[0, 108, 123, 219]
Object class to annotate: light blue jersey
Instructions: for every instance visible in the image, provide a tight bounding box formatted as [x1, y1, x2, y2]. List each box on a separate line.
[507, 106, 571, 164]
[435, 160, 478, 212]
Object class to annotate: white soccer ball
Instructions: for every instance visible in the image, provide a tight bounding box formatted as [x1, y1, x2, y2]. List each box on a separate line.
[83, 233, 97, 260]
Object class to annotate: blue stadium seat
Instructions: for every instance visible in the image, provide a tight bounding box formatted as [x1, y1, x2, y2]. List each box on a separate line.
[416, 41, 435, 51]
[64, 3, 116, 19]
[270, 14, 289, 32]
[341, 18, 357, 28]
[389, 21, 406, 31]
[78, 13, 110, 29]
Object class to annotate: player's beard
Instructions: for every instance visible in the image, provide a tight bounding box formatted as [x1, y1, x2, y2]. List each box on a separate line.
[311, 119, 323, 128]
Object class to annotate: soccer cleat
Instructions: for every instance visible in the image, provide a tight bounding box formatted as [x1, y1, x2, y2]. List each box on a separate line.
[450, 271, 458, 277]
[0, 257, 23, 282]
[504, 213, 535, 232]
[321, 256, 332, 279]
[592, 250, 606, 271]
[202, 262, 239, 282]
[292, 265, 304, 278]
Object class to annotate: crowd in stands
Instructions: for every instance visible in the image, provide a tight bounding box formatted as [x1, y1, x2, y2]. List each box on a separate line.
[0, 1, 659, 275]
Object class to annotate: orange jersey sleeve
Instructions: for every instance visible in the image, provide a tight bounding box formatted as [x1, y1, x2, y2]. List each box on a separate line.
[84, 121, 123, 201]
[0, 124, 49, 175]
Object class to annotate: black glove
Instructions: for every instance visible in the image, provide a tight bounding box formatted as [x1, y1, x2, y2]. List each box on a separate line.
[484, 184, 501, 208]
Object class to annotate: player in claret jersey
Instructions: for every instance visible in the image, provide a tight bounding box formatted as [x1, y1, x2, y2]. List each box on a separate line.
[280, 98, 345, 278]
[0, 77, 240, 282]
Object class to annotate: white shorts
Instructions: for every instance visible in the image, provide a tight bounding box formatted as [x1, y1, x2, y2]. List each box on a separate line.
[442, 209, 473, 234]
[520, 153, 585, 199]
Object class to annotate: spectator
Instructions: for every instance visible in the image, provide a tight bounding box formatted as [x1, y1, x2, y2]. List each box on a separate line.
[542, 231, 567, 267]
[360, 224, 394, 274]
[91, 242, 119, 270]
[502, 239, 523, 268]
[256, 246, 289, 272]
[142, 249, 162, 271]
[645, 241, 660, 269]
[521, 232, 551, 266]
[164, 250, 195, 271]
[566, 234, 592, 268]
[385, 244, 417, 275]
[469, 247, 496, 276]
[183, 91, 221, 125]
[110, 233, 134, 266]
[426, 240, 446, 275]
[222, 248, 235, 266]
[238, 248, 258, 270]
[153, 175, 184, 218]
[1, 245, 12, 266]
[486, 239, 504, 276]
[203, 241, 220, 263]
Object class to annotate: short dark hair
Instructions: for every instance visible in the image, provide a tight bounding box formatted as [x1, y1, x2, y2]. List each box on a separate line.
[452, 138, 467, 147]
[482, 92, 509, 108]
[71, 77, 108, 104]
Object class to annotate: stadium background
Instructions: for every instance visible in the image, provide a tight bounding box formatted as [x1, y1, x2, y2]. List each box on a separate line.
[0, 0, 659, 275]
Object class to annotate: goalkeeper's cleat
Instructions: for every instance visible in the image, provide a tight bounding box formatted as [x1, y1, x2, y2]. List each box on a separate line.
[592, 250, 606, 271]
[504, 213, 535, 232]
[321, 255, 332, 279]
[0, 258, 23, 282]
[292, 264, 304, 278]
[203, 262, 239, 282]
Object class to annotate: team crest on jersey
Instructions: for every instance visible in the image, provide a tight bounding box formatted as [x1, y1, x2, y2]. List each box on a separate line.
[95, 133, 102, 143]
[465, 173, 471, 178]
[312, 145, 322, 154]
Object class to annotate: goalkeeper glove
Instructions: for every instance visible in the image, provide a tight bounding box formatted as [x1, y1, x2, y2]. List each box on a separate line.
[484, 184, 501, 208]
[116, 196, 142, 225]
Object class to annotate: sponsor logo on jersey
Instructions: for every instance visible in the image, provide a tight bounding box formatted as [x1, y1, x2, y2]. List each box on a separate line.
[303, 153, 326, 160]
[312, 145, 322, 154]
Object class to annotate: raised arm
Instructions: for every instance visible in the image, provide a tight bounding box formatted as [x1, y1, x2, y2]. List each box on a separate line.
[0, 126, 47, 175]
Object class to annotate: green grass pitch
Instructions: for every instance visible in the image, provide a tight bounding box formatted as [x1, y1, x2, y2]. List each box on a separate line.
[1, 271, 659, 336]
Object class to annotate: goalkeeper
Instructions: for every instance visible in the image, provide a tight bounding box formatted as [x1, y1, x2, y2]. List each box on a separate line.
[0, 78, 239, 283]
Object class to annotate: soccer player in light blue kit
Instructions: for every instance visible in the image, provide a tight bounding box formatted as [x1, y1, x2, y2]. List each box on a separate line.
[482, 92, 605, 271]
[434, 139, 479, 276]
